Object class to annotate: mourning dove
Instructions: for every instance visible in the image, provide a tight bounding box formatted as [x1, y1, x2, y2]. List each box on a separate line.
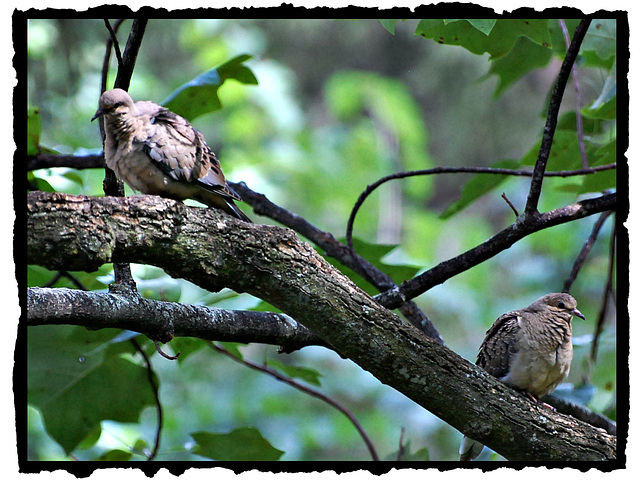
[459, 293, 585, 461]
[92, 88, 251, 222]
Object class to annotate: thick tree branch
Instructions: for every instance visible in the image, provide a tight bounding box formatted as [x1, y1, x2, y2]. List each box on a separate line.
[26, 191, 616, 461]
[26, 287, 326, 352]
[230, 181, 443, 344]
[375, 192, 617, 309]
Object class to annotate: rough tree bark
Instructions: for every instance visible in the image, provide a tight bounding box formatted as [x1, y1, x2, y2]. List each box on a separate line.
[25, 191, 616, 461]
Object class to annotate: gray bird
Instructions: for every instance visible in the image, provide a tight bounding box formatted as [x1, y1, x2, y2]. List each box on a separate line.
[459, 293, 585, 461]
[92, 88, 251, 222]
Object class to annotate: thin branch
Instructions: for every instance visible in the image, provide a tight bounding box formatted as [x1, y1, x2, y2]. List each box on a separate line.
[590, 221, 617, 364]
[27, 153, 104, 171]
[559, 19, 589, 169]
[130, 339, 163, 461]
[103, 19, 124, 70]
[113, 19, 148, 92]
[563, 210, 613, 292]
[524, 19, 591, 216]
[375, 192, 617, 309]
[210, 342, 380, 461]
[501, 192, 519, 218]
[345, 163, 616, 253]
[41, 270, 88, 291]
[543, 393, 616, 436]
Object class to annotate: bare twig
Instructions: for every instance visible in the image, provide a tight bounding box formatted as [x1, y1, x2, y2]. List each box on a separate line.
[98, 19, 149, 292]
[114, 19, 148, 92]
[210, 342, 380, 461]
[130, 338, 163, 461]
[589, 220, 616, 365]
[501, 192, 519, 218]
[559, 19, 589, 169]
[396, 427, 406, 461]
[524, 19, 591, 216]
[103, 19, 124, 70]
[154, 340, 180, 360]
[563, 210, 613, 293]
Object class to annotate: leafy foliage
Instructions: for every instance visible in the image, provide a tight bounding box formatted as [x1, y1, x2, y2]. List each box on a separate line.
[26, 17, 618, 461]
[27, 326, 156, 454]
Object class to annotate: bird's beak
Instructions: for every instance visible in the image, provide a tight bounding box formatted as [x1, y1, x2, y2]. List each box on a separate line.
[571, 308, 586, 320]
[91, 108, 103, 122]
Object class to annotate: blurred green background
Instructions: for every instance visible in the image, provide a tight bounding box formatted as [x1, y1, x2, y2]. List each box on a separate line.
[26, 18, 617, 461]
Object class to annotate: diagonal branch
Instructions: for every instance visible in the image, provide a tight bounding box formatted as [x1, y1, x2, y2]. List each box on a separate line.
[210, 342, 379, 461]
[375, 192, 617, 309]
[230, 181, 443, 343]
[25, 191, 616, 461]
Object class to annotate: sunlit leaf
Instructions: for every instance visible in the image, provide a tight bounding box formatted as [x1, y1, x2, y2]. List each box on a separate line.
[163, 54, 258, 121]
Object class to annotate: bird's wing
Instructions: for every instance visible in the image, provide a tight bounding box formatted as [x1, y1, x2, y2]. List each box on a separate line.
[476, 311, 522, 379]
[140, 106, 240, 201]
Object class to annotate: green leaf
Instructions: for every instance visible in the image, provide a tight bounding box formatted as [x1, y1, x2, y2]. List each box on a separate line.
[266, 359, 322, 386]
[487, 36, 552, 97]
[191, 428, 284, 461]
[162, 54, 258, 121]
[415, 19, 551, 60]
[581, 19, 617, 62]
[583, 96, 616, 121]
[440, 159, 520, 219]
[579, 168, 616, 194]
[97, 449, 133, 461]
[379, 19, 398, 35]
[464, 19, 497, 36]
[27, 326, 156, 454]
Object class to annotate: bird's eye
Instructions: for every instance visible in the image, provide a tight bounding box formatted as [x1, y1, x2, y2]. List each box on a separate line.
[557, 301, 566, 309]
[114, 102, 122, 108]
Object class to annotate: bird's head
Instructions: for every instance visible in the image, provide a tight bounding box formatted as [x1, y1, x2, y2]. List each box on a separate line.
[91, 88, 135, 122]
[536, 293, 585, 321]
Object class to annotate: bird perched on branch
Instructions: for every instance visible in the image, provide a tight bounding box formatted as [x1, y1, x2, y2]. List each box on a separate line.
[459, 293, 585, 461]
[92, 88, 251, 222]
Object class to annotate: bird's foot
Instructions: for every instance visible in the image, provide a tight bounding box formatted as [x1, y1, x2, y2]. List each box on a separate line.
[523, 391, 556, 411]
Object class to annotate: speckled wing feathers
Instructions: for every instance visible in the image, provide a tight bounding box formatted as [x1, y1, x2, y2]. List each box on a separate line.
[141, 107, 240, 201]
[475, 311, 522, 379]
